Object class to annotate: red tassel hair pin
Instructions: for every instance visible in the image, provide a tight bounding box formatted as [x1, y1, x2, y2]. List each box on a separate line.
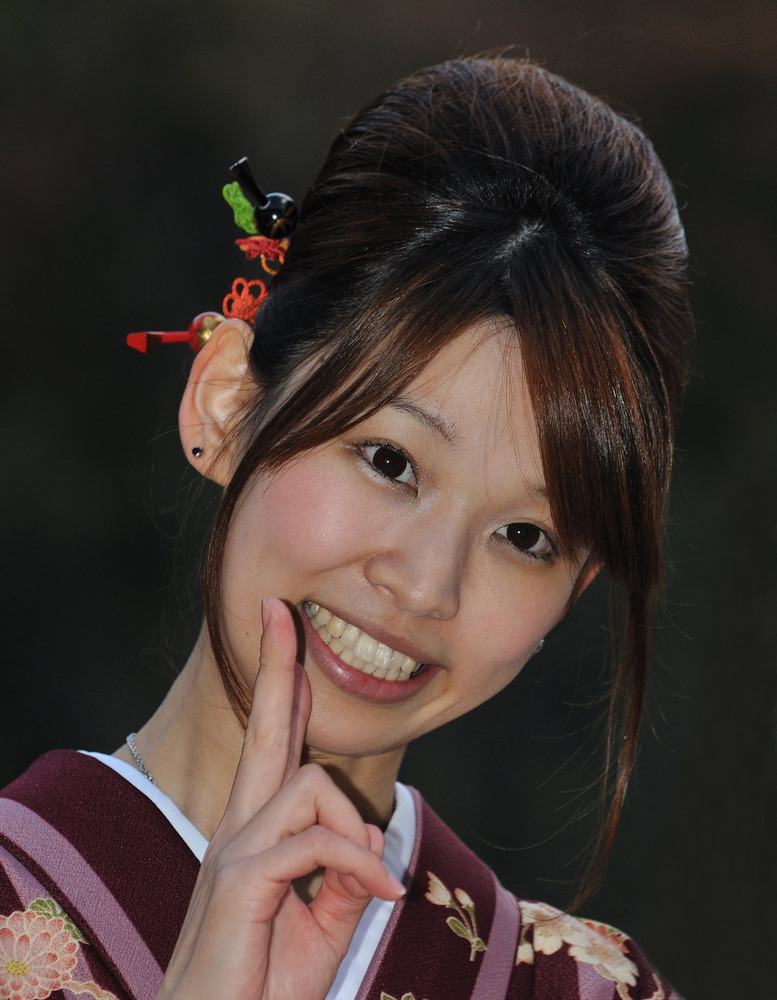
[126, 311, 224, 354]
[127, 158, 297, 354]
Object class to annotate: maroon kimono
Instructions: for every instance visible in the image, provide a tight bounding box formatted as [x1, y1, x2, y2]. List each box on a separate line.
[0, 752, 680, 1000]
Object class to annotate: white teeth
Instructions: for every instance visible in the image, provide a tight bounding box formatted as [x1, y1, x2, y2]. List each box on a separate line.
[374, 643, 392, 670]
[314, 606, 331, 626]
[304, 602, 421, 682]
[354, 633, 377, 661]
[328, 616, 346, 638]
[340, 624, 360, 650]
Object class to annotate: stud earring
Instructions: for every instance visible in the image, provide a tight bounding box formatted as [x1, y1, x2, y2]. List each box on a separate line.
[191, 446, 203, 459]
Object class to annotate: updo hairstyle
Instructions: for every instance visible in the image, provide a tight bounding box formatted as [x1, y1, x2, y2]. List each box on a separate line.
[203, 56, 692, 888]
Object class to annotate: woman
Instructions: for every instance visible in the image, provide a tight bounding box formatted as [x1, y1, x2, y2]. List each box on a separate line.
[0, 56, 690, 1000]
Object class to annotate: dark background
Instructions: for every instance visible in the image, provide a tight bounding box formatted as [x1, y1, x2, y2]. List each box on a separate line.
[2, 3, 775, 998]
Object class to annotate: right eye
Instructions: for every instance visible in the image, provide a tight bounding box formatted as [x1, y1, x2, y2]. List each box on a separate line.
[362, 443, 416, 486]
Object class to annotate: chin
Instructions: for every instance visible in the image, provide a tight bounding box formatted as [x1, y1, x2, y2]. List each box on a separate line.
[301, 710, 411, 764]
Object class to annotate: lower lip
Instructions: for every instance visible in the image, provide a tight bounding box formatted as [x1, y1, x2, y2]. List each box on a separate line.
[301, 611, 439, 704]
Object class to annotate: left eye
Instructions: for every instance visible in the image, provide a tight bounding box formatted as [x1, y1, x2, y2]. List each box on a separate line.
[496, 522, 556, 560]
[363, 443, 416, 485]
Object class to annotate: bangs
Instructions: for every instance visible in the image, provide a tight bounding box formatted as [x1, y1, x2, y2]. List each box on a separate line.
[246, 219, 673, 594]
[509, 255, 673, 587]
[236, 256, 499, 476]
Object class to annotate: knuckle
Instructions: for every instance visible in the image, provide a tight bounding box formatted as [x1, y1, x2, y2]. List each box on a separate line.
[207, 854, 248, 895]
[302, 824, 329, 856]
[296, 761, 328, 787]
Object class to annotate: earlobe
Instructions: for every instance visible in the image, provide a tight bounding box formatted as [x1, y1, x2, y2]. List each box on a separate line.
[178, 318, 256, 485]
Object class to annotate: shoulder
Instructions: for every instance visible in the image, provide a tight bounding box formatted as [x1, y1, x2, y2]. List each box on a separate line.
[409, 794, 680, 999]
[0, 751, 197, 999]
[0, 749, 153, 915]
[513, 899, 681, 1000]
[0, 754, 131, 999]
[1, 749, 130, 818]
[0, 748, 199, 898]
[0, 750, 169, 873]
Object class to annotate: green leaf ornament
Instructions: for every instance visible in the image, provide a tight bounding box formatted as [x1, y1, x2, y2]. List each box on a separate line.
[222, 181, 258, 235]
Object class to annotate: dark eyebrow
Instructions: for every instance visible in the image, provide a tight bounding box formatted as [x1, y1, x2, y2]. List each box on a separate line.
[389, 397, 458, 443]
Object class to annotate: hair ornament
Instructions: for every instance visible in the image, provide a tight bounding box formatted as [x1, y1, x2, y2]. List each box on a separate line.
[225, 157, 297, 240]
[127, 311, 224, 354]
[221, 157, 297, 324]
[126, 160, 296, 353]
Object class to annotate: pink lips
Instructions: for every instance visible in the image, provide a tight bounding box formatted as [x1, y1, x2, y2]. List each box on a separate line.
[300, 609, 439, 704]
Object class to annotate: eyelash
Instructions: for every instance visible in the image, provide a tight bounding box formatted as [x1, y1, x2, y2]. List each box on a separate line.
[358, 441, 417, 488]
[494, 523, 558, 563]
[356, 440, 558, 563]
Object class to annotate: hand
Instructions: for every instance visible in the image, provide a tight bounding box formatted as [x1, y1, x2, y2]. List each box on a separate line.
[156, 598, 405, 1000]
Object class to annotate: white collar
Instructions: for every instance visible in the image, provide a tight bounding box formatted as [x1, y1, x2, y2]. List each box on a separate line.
[81, 751, 417, 1000]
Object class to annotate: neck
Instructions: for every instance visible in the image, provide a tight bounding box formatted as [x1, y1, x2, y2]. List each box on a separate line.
[114, 624, 403, 838]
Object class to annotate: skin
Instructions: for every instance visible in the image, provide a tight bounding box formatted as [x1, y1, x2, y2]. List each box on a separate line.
[116, 317, 596, 1000]
[155, 598, 404, 1000]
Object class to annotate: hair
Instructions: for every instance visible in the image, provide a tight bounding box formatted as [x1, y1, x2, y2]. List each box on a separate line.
[202, 56, 691, 899]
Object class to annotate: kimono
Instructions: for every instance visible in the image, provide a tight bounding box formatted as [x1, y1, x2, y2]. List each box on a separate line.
[0, 751, 680, 1000]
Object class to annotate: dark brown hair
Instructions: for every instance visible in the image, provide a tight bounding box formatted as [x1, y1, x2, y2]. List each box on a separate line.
[203, 56, 691, 896]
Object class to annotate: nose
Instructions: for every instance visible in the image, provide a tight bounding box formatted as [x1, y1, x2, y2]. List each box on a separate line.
[364, 514, 465, 620]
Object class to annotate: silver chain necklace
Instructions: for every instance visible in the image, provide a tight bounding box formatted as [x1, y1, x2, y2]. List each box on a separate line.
[126, 732, 156, 786]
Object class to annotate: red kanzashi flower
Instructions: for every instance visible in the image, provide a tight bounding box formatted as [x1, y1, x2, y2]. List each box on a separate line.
[223, 277, 268, 323]
[0, 910, 78, 1000]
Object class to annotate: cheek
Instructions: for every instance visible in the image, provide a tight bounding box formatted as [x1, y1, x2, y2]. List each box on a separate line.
[225, 461, 372, 592]
[472, 571, 579, 684]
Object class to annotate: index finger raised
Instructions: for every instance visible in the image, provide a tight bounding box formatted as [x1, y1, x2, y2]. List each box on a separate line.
[222, 597, 308, 830]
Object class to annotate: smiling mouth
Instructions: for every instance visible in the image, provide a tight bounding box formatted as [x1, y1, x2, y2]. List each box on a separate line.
[303, 602, 425, 682]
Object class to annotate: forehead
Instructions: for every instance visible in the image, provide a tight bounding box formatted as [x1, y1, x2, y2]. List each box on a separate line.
[389, 320, 544, 487]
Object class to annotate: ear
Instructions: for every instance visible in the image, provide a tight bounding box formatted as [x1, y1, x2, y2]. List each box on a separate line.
[178, 318, 255, 485]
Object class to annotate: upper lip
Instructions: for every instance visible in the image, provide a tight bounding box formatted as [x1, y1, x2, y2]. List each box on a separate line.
[303, 599, 442, 668]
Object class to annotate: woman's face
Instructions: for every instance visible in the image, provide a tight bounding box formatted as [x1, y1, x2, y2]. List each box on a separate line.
[220, 321, 591, 760]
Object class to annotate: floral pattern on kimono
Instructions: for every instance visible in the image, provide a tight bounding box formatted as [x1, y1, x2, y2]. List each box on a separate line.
[1, 752, 682, 1000]
[516, 900, 672, 1000]
[0, 900, 118, 1000]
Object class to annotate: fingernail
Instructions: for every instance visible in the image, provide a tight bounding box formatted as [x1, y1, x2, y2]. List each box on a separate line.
[391, 876, 406, 899]
[261, 599, 270, 630]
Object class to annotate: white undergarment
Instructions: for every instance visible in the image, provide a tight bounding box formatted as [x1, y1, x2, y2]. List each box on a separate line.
[81, 751, 416, 1000]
